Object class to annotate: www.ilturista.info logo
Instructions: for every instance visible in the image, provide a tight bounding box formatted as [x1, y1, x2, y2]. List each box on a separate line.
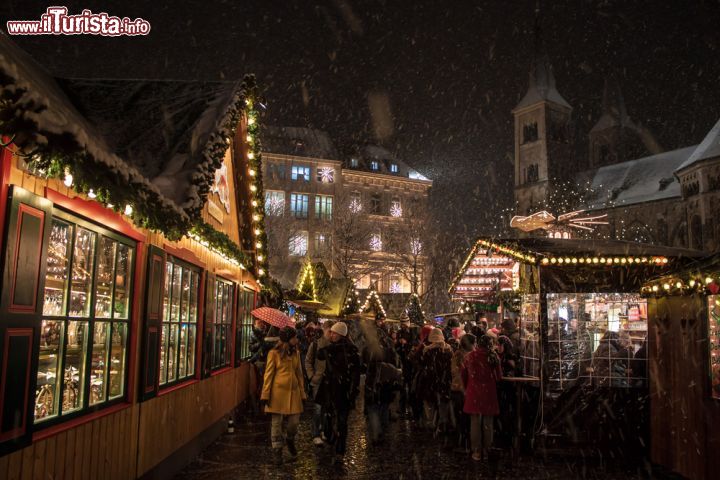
[6, 7, 151, 36]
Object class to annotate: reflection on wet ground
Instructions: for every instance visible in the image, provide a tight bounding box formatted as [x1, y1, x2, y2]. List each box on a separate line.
[175, 402, 652, 480]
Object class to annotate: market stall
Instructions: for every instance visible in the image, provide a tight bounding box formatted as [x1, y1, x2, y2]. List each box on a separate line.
[450, 237, 703, 449]
[641, 257, 720, 480]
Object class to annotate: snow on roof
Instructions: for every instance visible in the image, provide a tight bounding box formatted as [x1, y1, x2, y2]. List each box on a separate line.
[675, 117, 720, 172]
[582, 146, 696, 209]
[0, 34, 246, 216]
[347, 144, 431, 181]
[261, 126, 339, 159]
[514, 54, 571, 111]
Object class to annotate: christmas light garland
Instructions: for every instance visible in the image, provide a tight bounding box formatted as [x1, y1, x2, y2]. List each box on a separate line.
[296, 261, 319, 301]
[642, 273, 720, 297]
[1, 75, 269, 280]
[361, 290, 386, 317]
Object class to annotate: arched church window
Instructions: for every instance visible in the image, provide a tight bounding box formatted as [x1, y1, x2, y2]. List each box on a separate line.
[691, 215, 703, 250]
[523, 122, 538, 143]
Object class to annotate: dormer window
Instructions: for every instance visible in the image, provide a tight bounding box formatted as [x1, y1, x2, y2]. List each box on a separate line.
[350, 157, 359, 168]
[370, 161, 379, 171]
[390, 163, 399, 173]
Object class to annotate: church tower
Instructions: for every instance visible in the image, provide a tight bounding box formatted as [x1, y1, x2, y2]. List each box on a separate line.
[512, 42, 573, 215]
[588, 76, 649, 168]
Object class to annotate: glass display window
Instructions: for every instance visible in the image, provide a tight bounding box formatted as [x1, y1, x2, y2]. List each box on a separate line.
[709, 295, 720, 400]
[34, 212, 135, 425]
[520, 294, 541, 378]
[212, 278, 234, 370]
[159, 258, 200, 387]
[546, 293, 648, 391]
[236, 289, 255, 361]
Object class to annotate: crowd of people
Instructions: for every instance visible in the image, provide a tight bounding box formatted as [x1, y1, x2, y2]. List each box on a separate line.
[251, 312, 525, 465]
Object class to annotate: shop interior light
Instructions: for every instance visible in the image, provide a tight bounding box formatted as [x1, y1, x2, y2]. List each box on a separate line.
[63, 172, 73, 187]
[124, 204, 133, 216]
[707, 277, 714, 285]
[87, 189, 96, 199]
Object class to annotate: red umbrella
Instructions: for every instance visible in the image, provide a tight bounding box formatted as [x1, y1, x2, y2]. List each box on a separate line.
[251, 307, 292, 328]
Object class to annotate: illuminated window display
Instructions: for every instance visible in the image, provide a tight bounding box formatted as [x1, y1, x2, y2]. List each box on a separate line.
[710, 295, 720, 400]
[546, 293, 648, 390]
[212, 278, 235, 369]
[159, 259, 200, 387]
[35, 215, 134, 423]
[520, 294, 541, 378]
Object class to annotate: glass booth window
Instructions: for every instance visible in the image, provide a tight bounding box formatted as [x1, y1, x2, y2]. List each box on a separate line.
[520, 294, 541, 378]
[236, 290, 255, 360]
[546, 293, 648, 390]
[709, 295, 720, 400]
[35, 216, 134, 424]
[159, 259, 200, 387]
[212, 278, 234, 369]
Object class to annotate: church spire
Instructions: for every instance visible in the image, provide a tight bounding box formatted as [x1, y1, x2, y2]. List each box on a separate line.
[514, 0, 571, 111]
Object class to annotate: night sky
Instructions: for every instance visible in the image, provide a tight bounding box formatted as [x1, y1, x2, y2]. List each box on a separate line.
[3, 0, 720, 289]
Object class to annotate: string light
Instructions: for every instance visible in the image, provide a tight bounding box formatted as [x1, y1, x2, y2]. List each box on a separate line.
[87, 189, 96, 199]
[124, 204, 133, 216]
[63, 171, 73, 187]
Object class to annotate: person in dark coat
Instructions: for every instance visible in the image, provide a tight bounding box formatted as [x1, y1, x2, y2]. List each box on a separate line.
[316, 322, 361, 458]
[416, 327, 453, 432]
[451, 333, 476, 449]
[362, 321, 401, 444]
[396, 317, 418, 415]
[304, 320, 334, 445]
[462, 335, 502, 462]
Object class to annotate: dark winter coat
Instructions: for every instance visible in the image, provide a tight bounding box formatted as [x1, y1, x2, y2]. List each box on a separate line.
[304, 335, 331, 400]
[363, 327, 401, 405]
[462, 346, 502, 415]
[316, 338, 361, 411]
[248, 327, 266, 363]
[590, 338, 632, 387]
[415, 342, 453, 403]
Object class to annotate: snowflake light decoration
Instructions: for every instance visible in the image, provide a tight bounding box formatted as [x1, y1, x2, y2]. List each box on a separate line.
[390, 281, 401, 293]
[266, 197, 284, 216]
[349, 198, 362, 213]
[390, 201, 402, 217]
[289, 233, 308, 256]
[410, 238, 422, 255]
[318, 167, 335, 183]
[370, 233, 382, 251]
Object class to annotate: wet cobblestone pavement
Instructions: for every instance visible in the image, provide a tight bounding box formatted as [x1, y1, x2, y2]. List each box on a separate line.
[175, 403, 656, 480]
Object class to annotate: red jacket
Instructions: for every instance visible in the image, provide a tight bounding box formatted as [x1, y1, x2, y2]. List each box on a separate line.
[461, 347, 502, 415]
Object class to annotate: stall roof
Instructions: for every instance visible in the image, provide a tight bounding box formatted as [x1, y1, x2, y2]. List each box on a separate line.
[450, 237, 705, 295]
[642, 253, 720, 297]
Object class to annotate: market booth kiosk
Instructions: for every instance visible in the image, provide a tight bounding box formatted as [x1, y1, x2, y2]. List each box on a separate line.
[450, 237, 703, 451]
[642, 257, 720, 480]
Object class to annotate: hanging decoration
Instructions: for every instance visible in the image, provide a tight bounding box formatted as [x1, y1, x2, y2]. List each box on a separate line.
[510, 209, 608, 238]
[296, 261, 319, 302]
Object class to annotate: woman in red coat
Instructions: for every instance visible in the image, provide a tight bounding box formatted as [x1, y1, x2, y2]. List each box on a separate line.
[461, 335, 502, 461]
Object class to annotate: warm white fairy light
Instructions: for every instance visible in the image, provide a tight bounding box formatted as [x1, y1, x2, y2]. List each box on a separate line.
[87, 189, 96, 199]
[249, 169, 256, 177]
[124, 204, 133, 216]
[63, 171, 73, 187]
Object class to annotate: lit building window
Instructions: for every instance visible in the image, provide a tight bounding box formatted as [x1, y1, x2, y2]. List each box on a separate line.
[315, 195, 333, 220]
[370, 233, 382, 251]
[390, 163, 399, 173]
[290, 193, 309, 218]
[317, 167, 335, 183]
[370, 193, 381, 214]
[314, 232, 331, 254]
[289, 232, 309, 256]
[264, 191, 285, 216]
[390, 199, 402, 217]
[350, 158, 359, 168]
[370, 161, 379, 171]
[389, 277, 401, 293]
[291, 166, 310, 182]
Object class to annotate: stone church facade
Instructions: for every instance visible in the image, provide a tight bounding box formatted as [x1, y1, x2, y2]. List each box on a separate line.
[513, 55, 720, 253]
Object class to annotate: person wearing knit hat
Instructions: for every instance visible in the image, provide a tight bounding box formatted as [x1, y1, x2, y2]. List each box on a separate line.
[316, 321, 361, 458]
[261, 326, 306, 464]
[416, 327, 453, 432]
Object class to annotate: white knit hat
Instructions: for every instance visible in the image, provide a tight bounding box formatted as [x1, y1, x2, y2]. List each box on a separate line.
[429, 327, 445, 343]
[330, 322, 348, 337]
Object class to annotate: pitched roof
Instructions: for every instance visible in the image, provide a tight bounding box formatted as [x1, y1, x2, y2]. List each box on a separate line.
[514, 54, 571, 111]
[261, 126, 339, 160]
[581, 146, 696, 209]
[675, 117, 720, 172]
[0, 34, 247, 216]
[346, 144, 431, 181]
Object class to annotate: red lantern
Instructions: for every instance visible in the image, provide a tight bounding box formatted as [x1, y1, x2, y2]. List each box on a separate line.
[709, 282, 720, 295]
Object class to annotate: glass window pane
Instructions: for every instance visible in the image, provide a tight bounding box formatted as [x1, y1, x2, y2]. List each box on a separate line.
[171, 265, 182, 322]
[109, 322, 127, 399]
[160, 324, 168, 385]
[187, 325, 196, 376]
[35, 320, 64, 421]
[180, 268, 190, 323]
[178, 324, 188, 379]
[69, 228, 96, 317]
[62, 321, 88, 414]
[189, 272, 199, 323]
[94, 237, 116, 319]
[163, 262, 172, 322]
[113, 244, 132, 319]
[43, 221, 71, 316]
[90, 321, 110, 405]
[167, 324, 178, 382]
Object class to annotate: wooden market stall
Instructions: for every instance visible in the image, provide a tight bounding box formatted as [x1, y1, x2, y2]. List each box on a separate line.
[450, 237, 703, 450]
[0, 37, 270, 478]
[642, 257, 720, 480]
